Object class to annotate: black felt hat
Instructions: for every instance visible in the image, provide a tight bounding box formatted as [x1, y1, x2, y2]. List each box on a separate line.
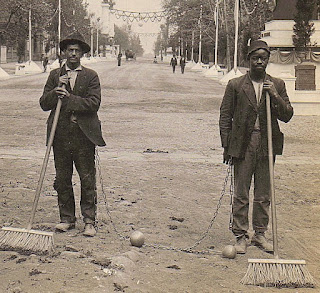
[59, 31, 90, 53]
[247, 40, 270, 58]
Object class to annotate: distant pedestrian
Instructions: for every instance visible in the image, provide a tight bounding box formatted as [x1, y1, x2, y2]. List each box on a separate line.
[43, 56, 49, 72]
[117, 53, 122, 66]
[180, 56, 186, 74]
[153, 55, 158, 63]
[170, 55, 177, 73]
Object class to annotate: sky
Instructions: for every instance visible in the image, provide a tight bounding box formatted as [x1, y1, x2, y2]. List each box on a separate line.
[86, 0, 164, 54]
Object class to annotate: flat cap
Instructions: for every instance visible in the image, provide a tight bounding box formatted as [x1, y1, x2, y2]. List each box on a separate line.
[247, 40, 270, 57]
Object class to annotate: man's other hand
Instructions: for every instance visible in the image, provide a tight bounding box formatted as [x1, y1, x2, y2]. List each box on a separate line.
[223, 148, 231, 164]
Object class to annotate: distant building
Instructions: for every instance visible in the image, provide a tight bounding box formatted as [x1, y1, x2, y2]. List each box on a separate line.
[261, 0, 320, 52]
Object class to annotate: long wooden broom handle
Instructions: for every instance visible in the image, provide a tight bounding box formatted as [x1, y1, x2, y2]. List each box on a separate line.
[27, 96, 62, 230]
[266, 92, 279, 259]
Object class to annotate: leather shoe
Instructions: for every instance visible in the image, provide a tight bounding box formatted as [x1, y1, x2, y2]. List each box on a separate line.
[55, 222, 75, 232]
[83, 223, 97, 237]
[234, 235, 247, 254]
[251, 233, 273, 253]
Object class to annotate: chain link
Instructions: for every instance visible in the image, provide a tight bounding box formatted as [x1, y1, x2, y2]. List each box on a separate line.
[95, 149, 129, 241]
[95, 148, 233, 254]
[229, 162, 234, 230]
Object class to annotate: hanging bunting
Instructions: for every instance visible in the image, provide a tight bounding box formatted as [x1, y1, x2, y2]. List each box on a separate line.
[110, 9, 167, 23]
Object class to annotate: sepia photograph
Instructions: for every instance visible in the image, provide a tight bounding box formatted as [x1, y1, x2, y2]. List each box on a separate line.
[0, 0, 319, 292]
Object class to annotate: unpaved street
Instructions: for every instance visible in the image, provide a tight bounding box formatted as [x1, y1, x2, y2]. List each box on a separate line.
[0, 58, 319, 292]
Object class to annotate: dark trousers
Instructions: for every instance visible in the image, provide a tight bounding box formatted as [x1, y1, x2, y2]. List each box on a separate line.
[232, 131, 272, 237]
[53, 123, 97, 224]
[172, 65, 176, 73]
[181, 66, 185, 74]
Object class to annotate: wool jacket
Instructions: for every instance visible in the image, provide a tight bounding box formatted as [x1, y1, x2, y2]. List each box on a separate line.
[219, 72, 293, 158]
[40, 65, 106, 147]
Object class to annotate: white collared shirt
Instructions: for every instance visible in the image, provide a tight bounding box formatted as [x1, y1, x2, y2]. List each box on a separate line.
[65, 64, 82, 90]
[252, 80, 263, 130]
[65, 64, 82, 123]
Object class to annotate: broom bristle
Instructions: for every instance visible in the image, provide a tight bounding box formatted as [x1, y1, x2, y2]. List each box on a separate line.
[0, 228, 54, 255]
[241, 260, 315, 288]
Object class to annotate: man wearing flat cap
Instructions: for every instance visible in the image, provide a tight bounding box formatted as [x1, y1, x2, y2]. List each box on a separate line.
[219, 40, 293, 254]
[40, 31, 105, 237]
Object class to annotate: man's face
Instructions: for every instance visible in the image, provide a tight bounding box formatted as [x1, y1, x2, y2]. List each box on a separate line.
[249, 49, 269, 74]
[65, 44, 83, 67]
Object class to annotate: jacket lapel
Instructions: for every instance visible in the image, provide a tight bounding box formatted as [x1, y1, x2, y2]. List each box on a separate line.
[241, 73, 258, 112]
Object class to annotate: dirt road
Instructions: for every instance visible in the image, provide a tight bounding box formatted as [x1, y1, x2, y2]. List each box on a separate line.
[0, 58, 319, 292]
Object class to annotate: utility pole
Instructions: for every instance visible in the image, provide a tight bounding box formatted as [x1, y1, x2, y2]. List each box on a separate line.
[90, 14, 94, 57]
[96, 18, 100, 57]
[233, 0, 239, 72]
[223, 0, 231, 71]
[58, 0, 61, 51]
[198, 4, 203, 64]
[191, 30, 194, 62]
[205, 1, 221, 78]
[29, 6, 32, 61]
[214, 2, 219, 68]
[219, 0, 243, 85]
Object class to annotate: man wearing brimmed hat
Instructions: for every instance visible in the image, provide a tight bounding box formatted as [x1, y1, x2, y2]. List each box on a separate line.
[219, 40, 293, 254]
[40, 31, 105, 237]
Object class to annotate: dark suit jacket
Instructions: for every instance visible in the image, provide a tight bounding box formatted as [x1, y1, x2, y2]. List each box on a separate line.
[219, 72, 293, 158]
[40, 65, 106, 146]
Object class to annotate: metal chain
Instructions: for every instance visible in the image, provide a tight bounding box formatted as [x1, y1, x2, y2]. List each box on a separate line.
[229, 163, 234, 230]
[95, 149, 129, 241]
[95, 148, 232, 254]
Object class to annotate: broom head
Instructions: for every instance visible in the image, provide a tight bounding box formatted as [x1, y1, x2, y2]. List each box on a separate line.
[241, 258, 315, 288]
[0, 226, 54, 255]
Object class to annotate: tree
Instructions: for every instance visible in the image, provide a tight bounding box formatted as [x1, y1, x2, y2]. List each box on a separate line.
[114, 25, 130, 52]
[162, 0, 274, 68]
[45, 0, 91, 54]
[0, 0, 91, 61]
[113, 25, 144, 56]
[292, 0, 316, 58]
[130, 34, 144, 56]
[0, 0, 53, 62]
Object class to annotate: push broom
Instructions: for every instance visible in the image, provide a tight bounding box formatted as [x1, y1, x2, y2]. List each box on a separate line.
[241, 92, 315, 288]
[0, 97, 63, 255]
